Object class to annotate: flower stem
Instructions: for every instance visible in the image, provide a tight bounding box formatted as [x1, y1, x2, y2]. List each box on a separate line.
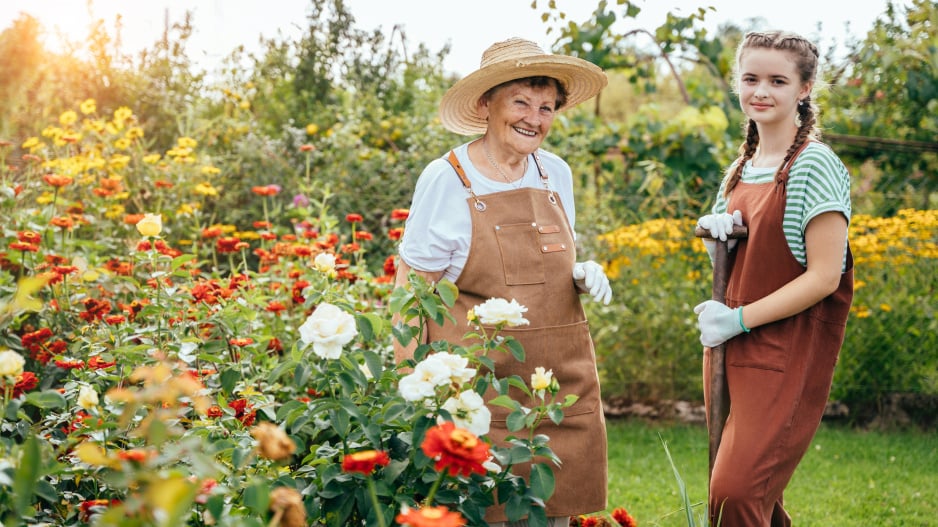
[366, 478, 387, 527]
[423, 469, 447, 506]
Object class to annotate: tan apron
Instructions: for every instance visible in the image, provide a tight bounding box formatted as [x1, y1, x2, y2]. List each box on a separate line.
[427, 151, 607, 522]
[704, 141, 854, 526]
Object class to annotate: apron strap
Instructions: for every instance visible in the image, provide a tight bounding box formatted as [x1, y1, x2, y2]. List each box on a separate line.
[445, 150, 487, 212]
[775, 139, 817, 185]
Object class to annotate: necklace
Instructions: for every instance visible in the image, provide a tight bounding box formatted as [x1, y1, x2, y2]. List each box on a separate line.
[482, 138, 527, 187]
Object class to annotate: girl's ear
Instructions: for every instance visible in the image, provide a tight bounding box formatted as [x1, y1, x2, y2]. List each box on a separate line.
[799, 81, 814, 101]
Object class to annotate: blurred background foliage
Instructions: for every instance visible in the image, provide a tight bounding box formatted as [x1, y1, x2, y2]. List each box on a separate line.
[1, 0, 935, 426]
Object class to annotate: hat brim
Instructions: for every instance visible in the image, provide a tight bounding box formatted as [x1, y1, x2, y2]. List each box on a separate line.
[439, 55, 608, 136]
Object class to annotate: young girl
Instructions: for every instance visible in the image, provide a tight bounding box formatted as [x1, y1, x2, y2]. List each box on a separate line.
[693, 31, 854, 526]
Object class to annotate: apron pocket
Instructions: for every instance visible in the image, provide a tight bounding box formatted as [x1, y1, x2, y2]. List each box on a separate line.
[727, 317, 793, 372]
[494, 222, 546, 285]
[487, 320, 601, 422]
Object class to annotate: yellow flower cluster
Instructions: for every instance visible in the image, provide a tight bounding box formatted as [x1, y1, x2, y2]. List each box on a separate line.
[600, 218, 703, 279]
[850, 209, 938, 265]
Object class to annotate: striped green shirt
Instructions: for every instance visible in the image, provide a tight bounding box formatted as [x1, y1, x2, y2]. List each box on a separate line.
[713, 142, 851, 269]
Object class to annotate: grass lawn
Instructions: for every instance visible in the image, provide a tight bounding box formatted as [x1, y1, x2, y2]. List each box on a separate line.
[604, 419, 938, 526]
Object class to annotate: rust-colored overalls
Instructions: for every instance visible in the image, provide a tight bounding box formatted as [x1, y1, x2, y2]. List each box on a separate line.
[427, 151, 607, 523]
[704, 142, 854, 526]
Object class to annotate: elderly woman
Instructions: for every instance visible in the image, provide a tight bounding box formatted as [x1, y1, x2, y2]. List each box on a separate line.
[394, 38, 612, 526]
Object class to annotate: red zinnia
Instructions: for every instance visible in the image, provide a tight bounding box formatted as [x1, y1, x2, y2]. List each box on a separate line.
[266, 301, 287, 314]
[206, 405, 223, 418]
[88, 356, 117, 370]
[395, 505, 466, 527]
[354, 231, 373, 241]
[345, 213, 363, 223]
[341, 450, 391, 475]
[251, 185, 280, 196]
[420, 422, 489, 477]
[12, 372, 39, 397]
[388, 227, 404, 241]
[390, 208, 410, 221]
[229, 337, 253, 347]
[612, 507, 638, 527]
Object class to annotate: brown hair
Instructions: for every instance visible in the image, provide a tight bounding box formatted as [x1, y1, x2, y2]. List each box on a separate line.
[724, 31, 821, 197]
[482, 76, 569, 110]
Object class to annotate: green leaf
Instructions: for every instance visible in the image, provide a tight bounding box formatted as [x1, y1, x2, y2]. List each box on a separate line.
[220, 368, 240, 395]
[529, 463, 556, 501]
[506, 410, 527, 432]
[12, 435, 40, 516]
[171, 254, 197, 271]
[548, 407, 564, 425]
[487, 395, 519, 410]
[355, 313, 375, 341]
[243, 481, 270, 516]
[23, 390, 66, 410]
[435, 279, 459, 307]
[505, 337, 525, 362]
[388, 285, 414, 314]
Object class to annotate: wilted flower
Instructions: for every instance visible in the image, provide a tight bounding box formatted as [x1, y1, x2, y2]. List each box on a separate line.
[251, 422, 296, 461]
[268, 487, 306, 527]
[135, 213, 162, 237]
[472, 297, 529, 326]
[298, 303, 358, 359]
[440, 389, 491, 436]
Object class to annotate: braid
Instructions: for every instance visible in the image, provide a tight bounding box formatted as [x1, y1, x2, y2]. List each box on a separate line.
[724, 119, 760, 198]
[778, 97, 818, 172]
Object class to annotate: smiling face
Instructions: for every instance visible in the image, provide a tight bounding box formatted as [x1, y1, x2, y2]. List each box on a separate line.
[737, 48, 813, 129]
[478, 79, 561, 156]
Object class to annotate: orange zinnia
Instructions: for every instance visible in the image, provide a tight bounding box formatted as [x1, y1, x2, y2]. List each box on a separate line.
[395, 505, 466, 527]
[341, 450, 391, 475]
[420, 422, 489, 477]
[42, 173, 73, 187]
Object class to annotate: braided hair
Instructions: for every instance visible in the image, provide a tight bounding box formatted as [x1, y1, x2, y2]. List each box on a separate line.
[723, 31, 821, 198]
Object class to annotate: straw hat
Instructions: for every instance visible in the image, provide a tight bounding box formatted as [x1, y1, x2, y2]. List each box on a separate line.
[439, 37, 608, 135]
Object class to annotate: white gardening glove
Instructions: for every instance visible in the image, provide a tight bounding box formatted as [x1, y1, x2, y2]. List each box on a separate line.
[698, 210, 743, 264]
[693, 300, 748, 347]
[573, 260, 612, 305]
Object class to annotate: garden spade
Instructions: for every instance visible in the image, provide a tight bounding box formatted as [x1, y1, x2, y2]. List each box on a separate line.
[695, 224, 748, 478]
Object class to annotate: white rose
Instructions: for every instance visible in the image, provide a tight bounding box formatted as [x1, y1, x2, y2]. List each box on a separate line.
[440, 389, 491, 437]
[0, 349, 25, 377]
[77, 385, 99, 410]
[423, 352, 476, 387]
[398, 372, 438, 402]
[531, 366, 553, 391]
[298, 303, 358, 359]
[313, 252, 336, 274]
[473, 298, 529, 327]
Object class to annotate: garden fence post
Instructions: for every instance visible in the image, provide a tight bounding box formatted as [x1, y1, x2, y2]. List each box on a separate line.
[695, 224, 748, 479]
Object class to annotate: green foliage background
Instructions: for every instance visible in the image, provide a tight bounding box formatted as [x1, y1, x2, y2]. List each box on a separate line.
[1, 0, 936, 424]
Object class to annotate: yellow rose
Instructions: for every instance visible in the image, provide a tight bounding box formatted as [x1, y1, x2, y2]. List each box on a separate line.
[136, 213, 163, 237]
[530, 366, 553, 391]
[77, 385, 99, 410]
